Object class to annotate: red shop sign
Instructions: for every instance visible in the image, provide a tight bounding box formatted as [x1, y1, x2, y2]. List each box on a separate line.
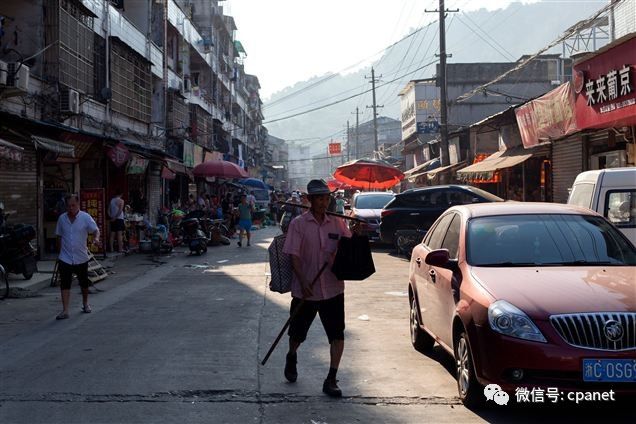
[573, 35, 636, 130]
[328, 142, 342, 155]
[80, 188, 106, 255]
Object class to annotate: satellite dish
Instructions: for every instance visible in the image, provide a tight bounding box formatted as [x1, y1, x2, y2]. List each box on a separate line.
[100, 87, 112, 101]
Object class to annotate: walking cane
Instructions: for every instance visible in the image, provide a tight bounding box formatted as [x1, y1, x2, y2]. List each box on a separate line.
[261, 261, 330, 366]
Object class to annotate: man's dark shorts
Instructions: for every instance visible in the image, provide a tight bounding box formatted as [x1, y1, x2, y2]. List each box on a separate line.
[110, 219, 125, 232]
[288, 293, 345, 344]
[58, 260, 90, 290]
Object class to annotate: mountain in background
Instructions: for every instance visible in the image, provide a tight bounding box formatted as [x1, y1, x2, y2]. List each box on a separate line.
[263, 0, 606, 146]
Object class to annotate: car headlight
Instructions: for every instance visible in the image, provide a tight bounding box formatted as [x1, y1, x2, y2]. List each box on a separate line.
[488, 300, 546, 343]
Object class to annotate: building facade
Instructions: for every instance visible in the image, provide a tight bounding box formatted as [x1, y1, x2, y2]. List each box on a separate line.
[0, 0, 267, 257]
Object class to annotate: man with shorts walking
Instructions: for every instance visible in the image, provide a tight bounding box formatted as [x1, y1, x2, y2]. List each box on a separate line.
[237, 194, 253, 247]
[55, 194, 100, 320]
[282, 179, 353, 397]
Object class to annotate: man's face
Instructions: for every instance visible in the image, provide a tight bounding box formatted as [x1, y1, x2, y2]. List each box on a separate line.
[309, 194, 330, 213]
[66, 197, 80, 217]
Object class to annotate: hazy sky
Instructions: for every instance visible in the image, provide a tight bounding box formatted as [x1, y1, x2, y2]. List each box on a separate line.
[223, 0, 545, 100]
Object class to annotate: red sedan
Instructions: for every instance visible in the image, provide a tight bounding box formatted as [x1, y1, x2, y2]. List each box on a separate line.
[408, 202, 636, 407]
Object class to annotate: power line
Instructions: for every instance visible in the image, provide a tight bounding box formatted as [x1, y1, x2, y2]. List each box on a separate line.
[263, 58, 440, 125]
[263, 13, 442, 111]
[455, 14, 515, 62]
[457, 0, 617, 102]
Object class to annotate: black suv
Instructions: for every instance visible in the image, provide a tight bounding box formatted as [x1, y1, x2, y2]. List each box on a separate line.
[379, 185, 503, 246]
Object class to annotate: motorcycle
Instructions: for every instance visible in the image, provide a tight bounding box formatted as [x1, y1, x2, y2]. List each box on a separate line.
[0, 203, 38, 297]
[181, 211, 209, 255]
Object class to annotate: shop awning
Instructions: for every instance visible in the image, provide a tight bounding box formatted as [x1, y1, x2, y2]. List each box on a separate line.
[404, 157, 440, 177]
[0, 138, 24, 161]
[457, 146, 534, 176]
[165, 158, 194, 180]
[32, 136, 75, 157]
[426, 161, 467, 180]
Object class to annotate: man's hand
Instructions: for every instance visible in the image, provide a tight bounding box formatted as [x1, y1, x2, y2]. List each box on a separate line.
[92, 237, 100, 247]
[300, 279, 313, 299]
[350, 221, 363, 235]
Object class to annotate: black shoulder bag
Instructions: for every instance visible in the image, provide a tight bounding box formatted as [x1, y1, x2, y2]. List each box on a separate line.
[331, 234, 375, 281]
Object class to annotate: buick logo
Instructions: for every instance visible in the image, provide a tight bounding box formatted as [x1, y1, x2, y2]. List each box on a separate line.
[603, 320, 623, 342]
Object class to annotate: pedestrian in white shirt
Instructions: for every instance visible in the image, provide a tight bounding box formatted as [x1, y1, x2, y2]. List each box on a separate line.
[55, 194, 100, 320]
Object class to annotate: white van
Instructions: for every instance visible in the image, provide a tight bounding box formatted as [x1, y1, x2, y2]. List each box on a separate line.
[567, 167, 636, 245]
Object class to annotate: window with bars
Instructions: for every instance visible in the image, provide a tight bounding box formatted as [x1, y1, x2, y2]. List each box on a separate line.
[190, 104, 213, 149]
[110, 39, 152, 123]
[167, 90, 189, 134]
[47, 0, 95, 94]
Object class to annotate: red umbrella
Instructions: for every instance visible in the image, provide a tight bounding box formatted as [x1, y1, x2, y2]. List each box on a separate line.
[193, 160, 248, 179]
[333, 159, 404, 190]
[326, 179, 354, 191]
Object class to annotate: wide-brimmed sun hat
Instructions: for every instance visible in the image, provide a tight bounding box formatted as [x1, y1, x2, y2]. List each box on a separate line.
[306, 179, 333, 196]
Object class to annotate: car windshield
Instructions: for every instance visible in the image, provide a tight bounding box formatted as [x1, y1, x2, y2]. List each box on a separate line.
[467, 214, 636, 266]
[355, 194, 394, 209]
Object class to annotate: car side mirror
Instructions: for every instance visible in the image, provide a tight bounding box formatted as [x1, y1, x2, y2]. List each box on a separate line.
[425, 248, 458, 271]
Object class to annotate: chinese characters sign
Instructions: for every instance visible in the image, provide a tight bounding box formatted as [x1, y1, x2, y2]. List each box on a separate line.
[584, 65, 631, 107]
[126, 155, 149, 175]
[80, 189, 105, 255]
[328, 143, 342, 155]
[574, 36, 636, 129]
[515, 81, 578, 148]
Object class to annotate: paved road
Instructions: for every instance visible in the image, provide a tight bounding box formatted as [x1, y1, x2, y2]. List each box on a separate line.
[0, 227, 631, 423]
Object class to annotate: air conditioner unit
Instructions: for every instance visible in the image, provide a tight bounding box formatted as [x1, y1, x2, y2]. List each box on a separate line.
[60, 88, 80, 114]
[0, 61, 7, 85]
[6, 62, 30, 92]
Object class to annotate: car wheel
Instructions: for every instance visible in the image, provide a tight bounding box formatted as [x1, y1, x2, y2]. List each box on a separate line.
[410, 295, 434, 352]
[455, 331, 483, 408]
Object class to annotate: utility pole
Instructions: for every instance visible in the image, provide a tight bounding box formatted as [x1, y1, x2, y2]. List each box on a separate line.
[426, 0, 458, 168]
[346, 120, 350, 163]
[351, 107, 360, 160]
[366, 67, 383, 159]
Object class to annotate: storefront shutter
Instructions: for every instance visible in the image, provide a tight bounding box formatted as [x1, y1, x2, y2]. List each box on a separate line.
[0, 143, 39, 250]
[551, 135, 584, 204]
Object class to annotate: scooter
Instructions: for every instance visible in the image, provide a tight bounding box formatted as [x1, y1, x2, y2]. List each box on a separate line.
[181, 211, 209, 255]
[0, 202, 38, 285]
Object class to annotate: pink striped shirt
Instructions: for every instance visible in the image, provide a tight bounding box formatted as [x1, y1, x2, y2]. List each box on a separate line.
[283, 211, 352, 301]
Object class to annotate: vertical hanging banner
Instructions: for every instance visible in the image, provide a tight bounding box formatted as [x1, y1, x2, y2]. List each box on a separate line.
[183, 140, 195, 167]
[80, 188, 106, 255]
[193, 144, 204, 166]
